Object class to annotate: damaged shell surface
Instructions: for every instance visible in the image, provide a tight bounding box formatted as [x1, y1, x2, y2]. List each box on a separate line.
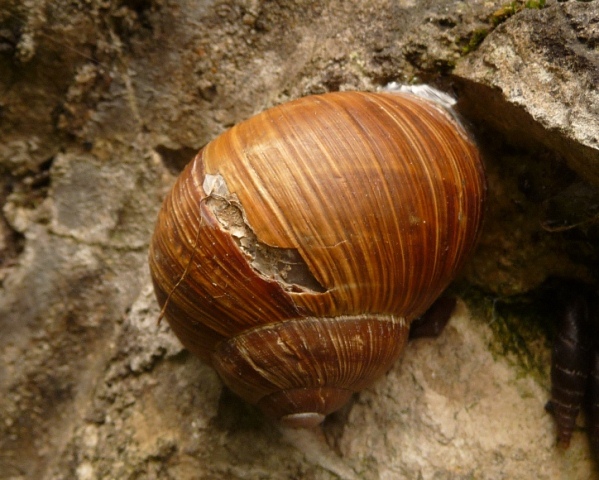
[149, 91, 486, 427]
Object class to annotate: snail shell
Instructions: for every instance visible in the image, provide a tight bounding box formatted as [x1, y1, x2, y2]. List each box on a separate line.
[549, 292, 592, 447]
[547, 283, 599, 453]
[149, 91, 486, 427]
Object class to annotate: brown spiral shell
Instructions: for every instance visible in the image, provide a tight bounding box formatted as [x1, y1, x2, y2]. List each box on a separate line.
[149, 91, 486, 427]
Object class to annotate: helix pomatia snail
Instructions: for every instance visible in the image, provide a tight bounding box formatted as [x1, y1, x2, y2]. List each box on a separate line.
[149, 90, 486, 428]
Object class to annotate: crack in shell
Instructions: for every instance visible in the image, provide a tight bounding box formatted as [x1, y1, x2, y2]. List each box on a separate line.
[203, 173, 327, 293]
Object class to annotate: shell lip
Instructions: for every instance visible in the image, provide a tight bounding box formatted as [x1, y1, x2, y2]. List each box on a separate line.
[279, 412, 326, 429]
[256, 386, 354, 427]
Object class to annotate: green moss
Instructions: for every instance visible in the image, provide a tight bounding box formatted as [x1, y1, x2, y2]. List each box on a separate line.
[525, 0, 546, 8]
[461, 28, 489, 54]
[491, 3, 518, 26]
[460, 0, 546, 56]
[458, 284, 557, 383]
[490, 0, 546, 27]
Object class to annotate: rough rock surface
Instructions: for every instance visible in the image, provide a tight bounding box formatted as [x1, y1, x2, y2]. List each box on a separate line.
[0, 1, 598, 479]
[454, 0, 599, 296]
[454, 1, 599, 185]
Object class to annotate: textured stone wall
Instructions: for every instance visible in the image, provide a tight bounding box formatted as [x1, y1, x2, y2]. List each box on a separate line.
[1, 1, 598, 478]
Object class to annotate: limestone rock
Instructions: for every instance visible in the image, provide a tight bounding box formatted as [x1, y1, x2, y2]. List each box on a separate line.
[0, 1, 597, 478]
